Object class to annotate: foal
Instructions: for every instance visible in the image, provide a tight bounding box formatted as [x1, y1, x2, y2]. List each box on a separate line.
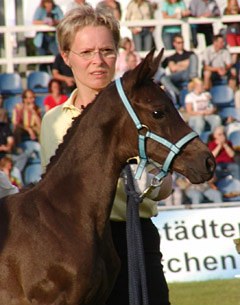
[0, 50, 215, 305]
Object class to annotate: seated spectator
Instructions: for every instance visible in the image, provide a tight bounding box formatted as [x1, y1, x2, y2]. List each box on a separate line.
[223, 0, 240, 66]
[176, 175, 223, 204]
[66, 0, 88, 12]
[0, 170, 19, 199]
[0, 110, 14, 159]
[163, 172, 183, 206]
[52, 53, 76, 95]
[0, 109, 37, 179]
[96, 0, 122, 20]
[125, 0, 154, 52]
[189, 0, 220, 48]
[208, 125, 240, 180]
[0, 156, 22, 190]
[32, 0, 64, 72]
[12, 89, 42, 146]
[223, 1, 240, 46]
[185, 78, 221, 135]
[115, 37, 141, 77]
[159, 34, 198, 103]
[125, 51, 139, 71]
[44, 79, 68, 112]
[228, 77, 240, 109]
[161, 0, 190, 50]
[203, 34, 233, 90]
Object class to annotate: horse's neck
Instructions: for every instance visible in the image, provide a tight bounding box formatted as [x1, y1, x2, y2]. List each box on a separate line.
[40, 94, 126, 226]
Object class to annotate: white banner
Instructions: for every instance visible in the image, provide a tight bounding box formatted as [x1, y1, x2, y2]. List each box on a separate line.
[152, 207, 240, 282]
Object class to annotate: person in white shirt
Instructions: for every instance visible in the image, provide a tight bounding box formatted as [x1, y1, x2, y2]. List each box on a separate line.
[0, 171, 19, 199]
[185, 77, 221, 135]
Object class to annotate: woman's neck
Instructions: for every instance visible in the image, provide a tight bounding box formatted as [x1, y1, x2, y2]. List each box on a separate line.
[74, 87, 99, 109]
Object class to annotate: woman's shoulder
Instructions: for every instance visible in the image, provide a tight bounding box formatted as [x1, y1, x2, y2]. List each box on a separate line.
[42, 102, 65, 123]
[14, 103, 23, 111]
[33, 7, 46, 19]
[53, 5, 64, 16]
[185, 91, 195, 101]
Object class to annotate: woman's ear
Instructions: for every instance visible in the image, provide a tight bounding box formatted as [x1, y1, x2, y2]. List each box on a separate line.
[61, 51, 71, 68]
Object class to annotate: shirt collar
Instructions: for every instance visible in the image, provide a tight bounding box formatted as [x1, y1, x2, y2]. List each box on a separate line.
[62, 89, 81, 112]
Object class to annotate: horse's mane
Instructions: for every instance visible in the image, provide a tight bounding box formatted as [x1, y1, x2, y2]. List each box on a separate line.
[42, 99, 95, 179]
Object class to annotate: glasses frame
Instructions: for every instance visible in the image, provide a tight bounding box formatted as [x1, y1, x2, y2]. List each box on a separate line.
[70, 48, 117, 60]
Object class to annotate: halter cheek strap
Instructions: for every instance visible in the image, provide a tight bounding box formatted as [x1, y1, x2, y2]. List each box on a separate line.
[115, 77, 198, 183]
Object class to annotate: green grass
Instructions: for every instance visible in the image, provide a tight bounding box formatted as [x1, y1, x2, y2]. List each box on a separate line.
[169, 279, 240, 305]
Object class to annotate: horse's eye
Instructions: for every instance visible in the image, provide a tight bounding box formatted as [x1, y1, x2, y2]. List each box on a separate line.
[152, 110, 164, 119]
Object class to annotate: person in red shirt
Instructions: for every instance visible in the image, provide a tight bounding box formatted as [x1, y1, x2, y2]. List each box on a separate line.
[208, 125, 240, 179]
[44, 78, 68, 112]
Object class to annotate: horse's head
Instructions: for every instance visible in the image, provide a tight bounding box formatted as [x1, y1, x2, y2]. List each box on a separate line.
[117, 49, 215, 184]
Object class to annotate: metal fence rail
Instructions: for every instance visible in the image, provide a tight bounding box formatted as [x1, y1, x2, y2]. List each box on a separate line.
[1, 16, 240, 72]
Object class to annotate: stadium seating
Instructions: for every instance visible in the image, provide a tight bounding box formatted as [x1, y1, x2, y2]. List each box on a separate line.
[0, 73, 23, 96]
[27, 71, 51, 94]
[3, 95, 22, 120]
[200, 130, 211, 143]
[35, 95, 47, 116]
[219, 107, 240, 121]
[217, 175, 240, 202]
[228, 130, 240, 150]
[179, 87, 188, 108]
[210, 85, 235, 108]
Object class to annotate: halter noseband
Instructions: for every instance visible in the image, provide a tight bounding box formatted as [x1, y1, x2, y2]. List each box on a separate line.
[115, 78, 198, 190]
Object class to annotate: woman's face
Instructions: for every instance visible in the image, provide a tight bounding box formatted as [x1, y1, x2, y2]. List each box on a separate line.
[63, 26, 117, 94]
[194, 82, 204, 94]
[43, 1, 53, 12]
[23, 91, 36, 110]
[51, 81, 61, 94]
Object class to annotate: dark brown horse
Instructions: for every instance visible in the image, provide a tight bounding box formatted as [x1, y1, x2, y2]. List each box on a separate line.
[0, 50, 215, 305]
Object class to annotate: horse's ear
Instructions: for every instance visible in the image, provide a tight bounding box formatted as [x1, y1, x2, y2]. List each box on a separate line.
[122, 48, 164, 90]
[151, 48, 164, 77]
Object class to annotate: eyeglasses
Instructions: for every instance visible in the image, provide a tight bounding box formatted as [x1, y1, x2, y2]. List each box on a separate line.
[70, 48, 116, 60]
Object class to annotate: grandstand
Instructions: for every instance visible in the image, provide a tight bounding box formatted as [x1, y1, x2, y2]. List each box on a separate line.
[0, 0, 239, 290]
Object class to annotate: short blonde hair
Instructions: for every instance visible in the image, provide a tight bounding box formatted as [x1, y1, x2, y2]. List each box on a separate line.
[188, 78, 203, 92]
[57, 5, 120, 52]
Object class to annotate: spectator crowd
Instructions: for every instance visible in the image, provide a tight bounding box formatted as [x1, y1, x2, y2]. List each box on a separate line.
[1, 0, 240, 205]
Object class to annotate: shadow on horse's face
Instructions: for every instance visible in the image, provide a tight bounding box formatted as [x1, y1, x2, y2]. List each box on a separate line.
[120, 49, 215, 184]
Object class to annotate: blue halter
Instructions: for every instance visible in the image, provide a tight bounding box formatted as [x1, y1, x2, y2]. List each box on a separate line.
[115, 77, 198, 186]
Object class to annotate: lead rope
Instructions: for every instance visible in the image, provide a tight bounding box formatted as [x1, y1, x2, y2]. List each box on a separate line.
[124, 164, 149, 305]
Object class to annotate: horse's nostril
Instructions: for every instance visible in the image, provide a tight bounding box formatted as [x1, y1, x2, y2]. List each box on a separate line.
[206, 156, 216, 173]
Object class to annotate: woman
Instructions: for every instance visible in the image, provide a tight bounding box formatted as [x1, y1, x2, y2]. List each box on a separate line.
[161, 0, 190, 50]
[96, 0, 122, 20]
[223, 0, 240, 65]
[44, 78, 68, 112]
[115, 37, 141, 77]
[125, 0, 154, 52]
[12, 89, 42, 146]
[33, 0, 64, 71]
[185, 78, 221, 136]
[40, 5, 172, 305]
[223, 0, 240, 47]
[208, 125, 240, 180]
